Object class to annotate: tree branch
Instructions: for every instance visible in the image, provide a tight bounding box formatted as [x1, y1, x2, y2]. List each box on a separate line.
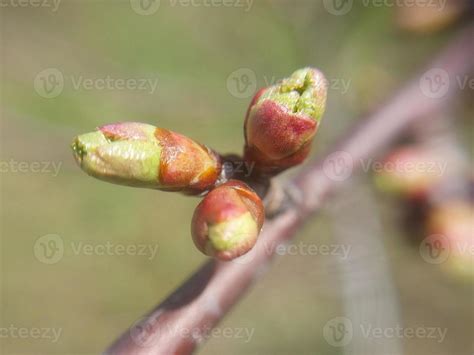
[105, 24, 473, 355]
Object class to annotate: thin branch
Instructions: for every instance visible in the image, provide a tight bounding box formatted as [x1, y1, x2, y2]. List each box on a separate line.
[105, 24, 473, 355]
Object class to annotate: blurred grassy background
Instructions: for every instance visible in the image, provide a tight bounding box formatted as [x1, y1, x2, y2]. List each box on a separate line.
[1, 1, 472, 354]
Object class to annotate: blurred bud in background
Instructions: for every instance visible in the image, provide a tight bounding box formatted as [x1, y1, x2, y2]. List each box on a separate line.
[396, 0, 470, 33]
[374, 143, 467, 201]
[426, 201, 474, 280]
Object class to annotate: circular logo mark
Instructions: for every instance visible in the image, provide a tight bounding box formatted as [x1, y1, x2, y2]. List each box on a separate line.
[323, 0, 353, 16]
[130, 0, 160, 15]
[323, 151, 354, 182]
[420, 234, 450, 265]
[130, 316, 161, 347]
[226, 68, 257, 99]
[34, 234, 64, 264]
[323, 316, 353, 347]
[34, 68, 64, 99]
[419, 68, 450, 99]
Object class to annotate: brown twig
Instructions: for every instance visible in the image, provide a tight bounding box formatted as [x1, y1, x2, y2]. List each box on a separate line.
[105, 24, 473, 355]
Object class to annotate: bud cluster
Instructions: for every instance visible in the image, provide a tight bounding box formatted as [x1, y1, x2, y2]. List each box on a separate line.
[72, 68, 328, 260]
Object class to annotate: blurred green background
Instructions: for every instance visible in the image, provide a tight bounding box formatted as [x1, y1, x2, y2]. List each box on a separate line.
[1, 1, 472, 354]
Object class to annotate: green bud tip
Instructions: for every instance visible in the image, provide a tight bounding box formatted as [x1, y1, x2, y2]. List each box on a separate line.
[257, 67, 327, 122]
[71, 124, 162, 188]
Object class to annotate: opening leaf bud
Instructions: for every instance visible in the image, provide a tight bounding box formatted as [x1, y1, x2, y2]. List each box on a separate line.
[71, 122, 221, 194]
[244, 67, 327, 173]
[191, 180, 264, 261]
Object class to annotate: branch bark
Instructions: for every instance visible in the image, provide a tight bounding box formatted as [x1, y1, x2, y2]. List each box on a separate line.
[105, 24, 473, 355]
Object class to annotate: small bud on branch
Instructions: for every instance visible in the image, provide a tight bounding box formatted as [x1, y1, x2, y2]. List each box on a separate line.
[71, 122, 221, 194]
[426, 201, 474, 280]
[191, 180, 264, 261]
[244, 67, 327, 173]
[374, 145, 466, 200]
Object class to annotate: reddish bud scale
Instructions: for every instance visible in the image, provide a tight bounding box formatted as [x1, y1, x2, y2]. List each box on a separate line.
[244, 141, 312, 176]
[154, 128, 221, 195]
[101, 122, 150, 140]
[244, 68, 327, 174]
[191, 180, 264, 261]
[246, 100, 317, 159]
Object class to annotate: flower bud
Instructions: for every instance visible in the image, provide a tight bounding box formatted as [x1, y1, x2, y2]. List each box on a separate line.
[426, 201, 474, 280]
[374, 145, 465, 200]
[244, 67, 327, 173]
[71, 122, 221, 194]
[191, 180, 264, 261]
[396, 0, 467, 33]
